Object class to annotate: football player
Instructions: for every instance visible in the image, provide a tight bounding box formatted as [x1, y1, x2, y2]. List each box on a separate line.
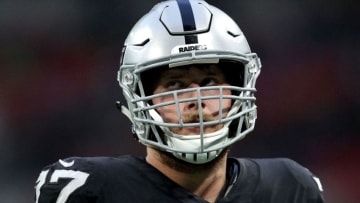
[35, 0, 325, 202]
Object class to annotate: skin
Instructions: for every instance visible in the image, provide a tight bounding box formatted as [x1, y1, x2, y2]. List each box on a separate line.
[145, 64, 232, 203]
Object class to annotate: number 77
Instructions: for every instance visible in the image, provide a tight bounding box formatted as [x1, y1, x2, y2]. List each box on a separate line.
[35, 169, 90, 203]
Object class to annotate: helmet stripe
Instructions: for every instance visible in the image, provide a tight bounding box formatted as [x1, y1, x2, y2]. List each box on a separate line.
[176, 0, 198, 44]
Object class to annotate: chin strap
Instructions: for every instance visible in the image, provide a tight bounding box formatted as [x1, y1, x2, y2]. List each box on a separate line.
[116, 101, 133, 122]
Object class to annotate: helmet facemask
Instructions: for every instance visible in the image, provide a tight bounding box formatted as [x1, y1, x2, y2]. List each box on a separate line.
[118, 56, 261, 164]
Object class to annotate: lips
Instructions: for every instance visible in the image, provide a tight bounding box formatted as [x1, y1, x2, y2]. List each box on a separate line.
[184, 126, 201, 134]
[181, 124, 221, 135]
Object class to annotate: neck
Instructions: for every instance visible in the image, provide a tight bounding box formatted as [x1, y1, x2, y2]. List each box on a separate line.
[146, 147, 228, 203]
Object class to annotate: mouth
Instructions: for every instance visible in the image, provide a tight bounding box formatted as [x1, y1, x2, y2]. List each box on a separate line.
[178, 122, 223, 135]
[184, 126, 202, 134]
[168, 112, 224, 135]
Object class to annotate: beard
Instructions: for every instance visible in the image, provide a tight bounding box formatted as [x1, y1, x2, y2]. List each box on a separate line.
[152, 110, 230, 173]
[157, 147, 229, 174]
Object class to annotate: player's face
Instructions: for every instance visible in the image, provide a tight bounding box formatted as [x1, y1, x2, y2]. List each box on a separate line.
[152, 64, 232, 135]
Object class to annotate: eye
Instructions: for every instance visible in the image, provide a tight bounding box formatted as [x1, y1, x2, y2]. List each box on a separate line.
[166, 80, 183, 90]
[201, 77, 218, 86]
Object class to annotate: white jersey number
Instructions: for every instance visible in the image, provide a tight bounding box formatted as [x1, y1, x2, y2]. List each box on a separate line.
[35, 169, 90, 203]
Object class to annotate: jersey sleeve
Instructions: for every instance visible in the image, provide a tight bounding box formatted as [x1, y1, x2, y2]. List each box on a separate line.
[253, 158, 326, 203]
[34, 157, 102, 203]
[284, 158, 326, 202]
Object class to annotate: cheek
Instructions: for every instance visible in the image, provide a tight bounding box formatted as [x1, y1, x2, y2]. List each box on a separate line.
[222, 99, 232, 113]
[206, 99, 232, 112]
[152, 97, 179, 122]
[223, 89, 233, 110]
[223, 89, 232, 106]
[208, 89, 232, 114]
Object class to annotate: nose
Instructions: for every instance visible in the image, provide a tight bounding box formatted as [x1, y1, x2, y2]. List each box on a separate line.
[184, 83, 205, 111]
[186, 100, 204, 111]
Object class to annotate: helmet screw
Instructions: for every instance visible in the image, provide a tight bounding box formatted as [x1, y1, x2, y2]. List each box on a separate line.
[135, 123, 145, 135]
[248, 61, 257, 73]
[123, 72, 134, 85]
[249, 110, 257, 124]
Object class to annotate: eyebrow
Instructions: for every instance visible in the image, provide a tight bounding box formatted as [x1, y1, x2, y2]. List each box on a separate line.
[156, 65, 225, 86]
[159, 69, 183, 81]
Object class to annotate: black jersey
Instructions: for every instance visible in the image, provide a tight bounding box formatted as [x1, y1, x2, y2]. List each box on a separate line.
[35, 155, 325, 203]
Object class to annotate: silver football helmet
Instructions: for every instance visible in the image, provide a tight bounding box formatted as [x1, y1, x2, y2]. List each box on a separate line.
[117, 0, 261, 164]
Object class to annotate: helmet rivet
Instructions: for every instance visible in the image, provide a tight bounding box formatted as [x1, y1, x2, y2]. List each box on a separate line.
[249, 110, 257, 124]
[248, 61, 257, 73]
[124, 72, 134, 85]
[135, 123, 145, 135]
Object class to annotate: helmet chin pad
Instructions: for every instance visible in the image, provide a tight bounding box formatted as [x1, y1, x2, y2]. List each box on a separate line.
[173, 149, 224, 164]
[166, 127, 229, 164]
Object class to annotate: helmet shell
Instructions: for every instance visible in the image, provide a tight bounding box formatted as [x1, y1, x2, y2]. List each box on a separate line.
[121, 0, 252, 67]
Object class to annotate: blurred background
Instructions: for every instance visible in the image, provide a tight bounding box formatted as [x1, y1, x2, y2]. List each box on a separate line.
[0, 0, 359, 202]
